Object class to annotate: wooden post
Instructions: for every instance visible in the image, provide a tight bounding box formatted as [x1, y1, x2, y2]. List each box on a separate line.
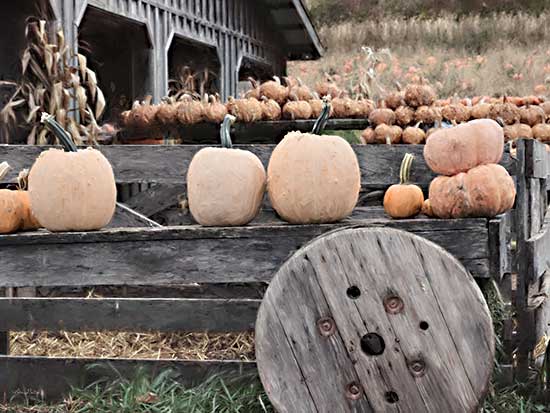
[0, 288, 12, 355]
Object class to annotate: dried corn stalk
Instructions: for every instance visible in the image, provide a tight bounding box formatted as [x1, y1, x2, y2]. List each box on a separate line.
[0, 18, 105, 145]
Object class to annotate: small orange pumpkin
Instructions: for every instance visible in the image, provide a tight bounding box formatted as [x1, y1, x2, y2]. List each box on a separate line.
[384, 153, 424, 219]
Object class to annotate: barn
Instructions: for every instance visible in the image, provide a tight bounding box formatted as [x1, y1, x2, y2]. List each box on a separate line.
[1, 0, 322, 122]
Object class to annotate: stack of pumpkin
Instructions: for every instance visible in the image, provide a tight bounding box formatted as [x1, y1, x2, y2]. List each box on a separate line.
[383, 119, 516, 220]
[424, 119, 516, 219]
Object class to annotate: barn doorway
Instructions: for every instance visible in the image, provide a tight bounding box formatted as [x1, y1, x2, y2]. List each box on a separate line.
[78, 7, 153, 125]
[237, 57, 274, 98]
[167, 36, 221, 97]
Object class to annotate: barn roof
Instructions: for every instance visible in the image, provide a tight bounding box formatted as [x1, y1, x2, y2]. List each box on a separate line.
[264, 0, 323, 60]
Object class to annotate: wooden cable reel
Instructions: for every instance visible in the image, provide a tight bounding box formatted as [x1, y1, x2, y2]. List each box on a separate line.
[255, 228, 494, 413]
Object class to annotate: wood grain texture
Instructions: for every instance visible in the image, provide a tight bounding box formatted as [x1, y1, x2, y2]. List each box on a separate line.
[256, 227, 494, 413]
[0, 145, 516, 189]
[525, 139, 550, 179]
[0, 216, 495, 287]
[488, 212, 513, 281]
[527, 206, 550, 282]
[0, 356, 256, 400]
[0, 298, 260, 333]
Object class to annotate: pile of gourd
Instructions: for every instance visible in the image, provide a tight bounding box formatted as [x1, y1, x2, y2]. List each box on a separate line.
[118, 76, 373, 134]
[362, 87, 550, 145]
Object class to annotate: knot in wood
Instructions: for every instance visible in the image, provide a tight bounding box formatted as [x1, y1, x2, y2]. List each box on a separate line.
[383, 295, 404, 314]
[408, 359, 426, 377]
[317, 317, 336, 337]
[345, 382, 362, 400]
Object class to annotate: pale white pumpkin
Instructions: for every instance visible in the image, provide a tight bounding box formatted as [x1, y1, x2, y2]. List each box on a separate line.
[187, 115, 266, 226]
[267, 131, 361, 224]
[28, 148, 117, 232]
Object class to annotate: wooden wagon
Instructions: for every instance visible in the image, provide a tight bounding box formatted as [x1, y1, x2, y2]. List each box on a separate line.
[0, 137, 549, 403]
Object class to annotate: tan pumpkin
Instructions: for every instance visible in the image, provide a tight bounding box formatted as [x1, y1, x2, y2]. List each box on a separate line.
[332, 96, 359, 119]
[282, 95, 313, 120]
[489, 101, 521, 125]
[156, 99, 178, 127]
[533, 123, 550, 142]
[226, 97, 263, 123]
[441, 104, 471, 123]
[415, 105, 442, 124]
[244, 77, 261, 100]
[355, 98, 375, 118]
[503, 122, 533, 142]
[204, 94, 228, 124]
[187, 115, 266, 226]
[519, 105, 545, 127]
[261, 97, 282, 121]
[267, 103, 360, 224]
[540, 101, 550, 118]
[429, 164, 516, 219]
[309, 94, 335, 118]
[395, 106, 415, 127]
[404, 83, 437, 108]
[315, 75, 342, 98]
[176, 94, 204, 125]
[402, 123, 426, 144]
[373, 124, 401, 144]
[360, 127, 375, 144]
[292, 78, 314, 101]
[471, 102, 492, 119]
[129, 100, 158, 130]
[369, 106, 395, 126]
[384, 153, 424, 219]
[385, 91, 405, 110]
[260, 76, 289, 105]
[424, 119, 504, 176]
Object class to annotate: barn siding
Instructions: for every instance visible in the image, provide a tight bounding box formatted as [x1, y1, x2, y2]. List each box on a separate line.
[46, 0, 286, 101]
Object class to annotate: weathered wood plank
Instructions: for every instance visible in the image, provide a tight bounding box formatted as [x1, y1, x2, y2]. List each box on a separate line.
[489, 212, 512, 280]
[525, 139, 550, 179]
[0, 145, 516, 189]
[527, 206, 550, 282]
[0, 356, 256, 400]
[0, 297, 260, 333]
[256, 228, 493, 412]
[0, 218, 492, 287]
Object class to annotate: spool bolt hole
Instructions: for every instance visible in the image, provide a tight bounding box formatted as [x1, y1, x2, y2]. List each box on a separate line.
[361, 333, 385, 356]
[345, 382, 363, 400]
[317, 317, 336, 337]
[346, 286, 361, 299]
[384, 295, 404, 315]
[419, 321, 429, 331]
[385, 391, 399, 404]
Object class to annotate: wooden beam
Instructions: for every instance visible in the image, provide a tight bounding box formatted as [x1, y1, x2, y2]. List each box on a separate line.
[0, 145, 517, 189]
[0, 217, 495, 288]
[123, 184, 184, 217]
[0, 356, 256, 400]
[525, 139, 550, 179]
[527, 206, 550, 282]
[109, 203, 163, 227]
[0, 297, 260, 333]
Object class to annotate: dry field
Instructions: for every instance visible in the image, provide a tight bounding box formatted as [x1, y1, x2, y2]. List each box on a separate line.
[289, 12, 550, 100]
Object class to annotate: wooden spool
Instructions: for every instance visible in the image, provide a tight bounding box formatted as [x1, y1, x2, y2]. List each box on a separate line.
[256, 228, 494, 413]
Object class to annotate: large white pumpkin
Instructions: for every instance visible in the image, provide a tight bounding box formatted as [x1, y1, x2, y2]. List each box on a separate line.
[267, 131, 361, 224]
[187, 115, 266, 226]
[28, 148, 117, 232]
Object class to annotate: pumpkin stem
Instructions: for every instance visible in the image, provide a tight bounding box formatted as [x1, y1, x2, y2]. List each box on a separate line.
[220, 114, 236, 148]
[0, 162, 10, 181]
[41, 112, 78, 152]
[312, 100, 331, 135]
[495, 117, 505, 128]
[385, 136, 391, 145]
[399, 153, 414, 185]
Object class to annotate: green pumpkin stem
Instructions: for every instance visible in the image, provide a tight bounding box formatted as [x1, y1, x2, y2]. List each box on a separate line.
[312, 100, 331, 135]
[220, 114, 236, 148]
[399, 153, 414, 185]
[41, 112, 78, 153]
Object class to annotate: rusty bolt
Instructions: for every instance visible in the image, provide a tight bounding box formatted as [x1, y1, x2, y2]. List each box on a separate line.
[409, 359, 426, 377]
[384, 295, 404, 315]
[317, 317, 336, 337]
[345, 382, 362, 400]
